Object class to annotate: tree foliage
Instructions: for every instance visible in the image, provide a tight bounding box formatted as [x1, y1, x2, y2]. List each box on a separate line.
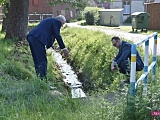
[0, 0, 7, 4]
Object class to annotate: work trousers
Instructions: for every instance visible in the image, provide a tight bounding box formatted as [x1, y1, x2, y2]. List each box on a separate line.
[27, 35, 47, 79]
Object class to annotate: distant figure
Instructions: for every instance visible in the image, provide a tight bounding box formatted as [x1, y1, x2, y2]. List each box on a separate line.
[110, 36, 144, 83]
[26, 15, 69, 80]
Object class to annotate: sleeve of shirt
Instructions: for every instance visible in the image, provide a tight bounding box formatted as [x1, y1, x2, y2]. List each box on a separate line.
[116, 43, 131, 65]
[113, 50, 121, 62]
[52, 20, 66, 49]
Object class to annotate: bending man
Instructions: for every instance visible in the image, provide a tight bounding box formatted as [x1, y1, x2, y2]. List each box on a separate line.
[27, 15, 69, 79]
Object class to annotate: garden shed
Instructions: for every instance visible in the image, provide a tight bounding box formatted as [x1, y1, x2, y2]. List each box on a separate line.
[98, 9, 123, 27]
[146, 2, 160, 30]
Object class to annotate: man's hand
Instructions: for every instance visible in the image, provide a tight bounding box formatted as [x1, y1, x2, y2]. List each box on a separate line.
[62, 48, 69, 58]
[111, 61, 116, 71]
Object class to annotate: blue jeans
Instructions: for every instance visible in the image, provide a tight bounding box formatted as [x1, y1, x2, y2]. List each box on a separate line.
[27, 35, 47, 79]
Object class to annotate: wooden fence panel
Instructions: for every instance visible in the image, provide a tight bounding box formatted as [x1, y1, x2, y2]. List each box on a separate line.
[147, 3, 160, 30]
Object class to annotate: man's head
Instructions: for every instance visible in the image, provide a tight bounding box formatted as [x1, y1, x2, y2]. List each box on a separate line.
[111, 36, 122, 48]
[56, 15, 66, 26]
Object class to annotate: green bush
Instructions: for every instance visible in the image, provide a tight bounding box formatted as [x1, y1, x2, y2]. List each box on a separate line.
[85, 12, 94, 25]
[83, 7, 102, 25]
[124, 16, 132, 23]
[76, 11, 85, 21]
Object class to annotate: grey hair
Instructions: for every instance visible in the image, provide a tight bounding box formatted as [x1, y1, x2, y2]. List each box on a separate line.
[56, 15, 66, 22]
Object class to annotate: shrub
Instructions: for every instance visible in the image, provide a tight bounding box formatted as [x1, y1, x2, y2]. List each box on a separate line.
[83, 7, 102, 25]
[85, 12, 94, 25]
[124, 15, 132, 23]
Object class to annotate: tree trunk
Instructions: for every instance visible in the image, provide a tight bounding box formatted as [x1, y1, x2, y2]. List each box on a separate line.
[5, 0, 29, 40]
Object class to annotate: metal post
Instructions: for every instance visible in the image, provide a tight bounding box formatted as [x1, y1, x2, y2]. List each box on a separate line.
[130, 44, 137, 96]
[143, 39, 149, 95]
[152, 34, 157, 77]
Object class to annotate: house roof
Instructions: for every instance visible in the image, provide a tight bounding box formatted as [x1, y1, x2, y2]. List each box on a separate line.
[144, 2, 160, 4]
[99, 9, 123, 12]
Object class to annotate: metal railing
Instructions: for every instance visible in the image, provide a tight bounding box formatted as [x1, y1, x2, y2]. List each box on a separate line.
[0, 13, 53, 22]
[130, 32, 158, 96]
[28, 14, 53, 22]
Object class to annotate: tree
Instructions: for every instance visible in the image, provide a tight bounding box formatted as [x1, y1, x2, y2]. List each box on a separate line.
[5, 0, 29, 40]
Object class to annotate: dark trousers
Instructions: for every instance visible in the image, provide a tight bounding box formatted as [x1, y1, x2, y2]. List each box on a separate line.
[119, 60, 144, 74]
[119, 60, 130, 75]
[27, 35, 47, 79]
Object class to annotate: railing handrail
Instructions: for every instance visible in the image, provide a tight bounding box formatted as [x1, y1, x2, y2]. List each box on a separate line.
[130, 32, 158, 96]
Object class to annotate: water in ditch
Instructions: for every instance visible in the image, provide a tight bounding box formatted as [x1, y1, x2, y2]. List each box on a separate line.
[48, 48, 86, 99]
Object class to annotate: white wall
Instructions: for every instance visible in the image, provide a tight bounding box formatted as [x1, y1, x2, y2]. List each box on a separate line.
[131, 1, 144, 13]
[109, 2, 122, 9]
[109, 0, 147, 22]
[99, 9, 123, 26]
[154, 0, 160, 2]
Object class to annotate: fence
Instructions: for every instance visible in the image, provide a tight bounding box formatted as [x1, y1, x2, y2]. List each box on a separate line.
[0, 13, 53, 23]
[130, 32, 158, 96]
[28, 14, 53, 22]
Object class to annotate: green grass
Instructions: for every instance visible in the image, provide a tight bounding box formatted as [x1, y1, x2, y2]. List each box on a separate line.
[0, 26, 160, 120]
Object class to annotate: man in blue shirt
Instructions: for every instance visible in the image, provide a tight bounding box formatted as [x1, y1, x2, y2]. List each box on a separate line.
[27, 15, 69, 80]
[111, 36, 144, 83]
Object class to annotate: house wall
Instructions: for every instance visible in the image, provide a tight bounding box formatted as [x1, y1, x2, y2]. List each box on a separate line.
[29, 0, 52, 14]
[52, 4, 77, 20]
[110, 0, 145, 13]
[131, 1, 144, 13]
[29, 0, 77, 21]
[109, 0, 146, 22]
[99, 9, 123, 26]
[154, 0, 160, 2]
[109, 1, 123, 9]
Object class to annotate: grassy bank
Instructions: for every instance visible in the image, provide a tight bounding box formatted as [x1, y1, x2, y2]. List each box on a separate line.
[0, 26, 160, 120]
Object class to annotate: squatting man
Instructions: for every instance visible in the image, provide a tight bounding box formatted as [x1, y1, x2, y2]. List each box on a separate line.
[111, 36, 144, 84]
